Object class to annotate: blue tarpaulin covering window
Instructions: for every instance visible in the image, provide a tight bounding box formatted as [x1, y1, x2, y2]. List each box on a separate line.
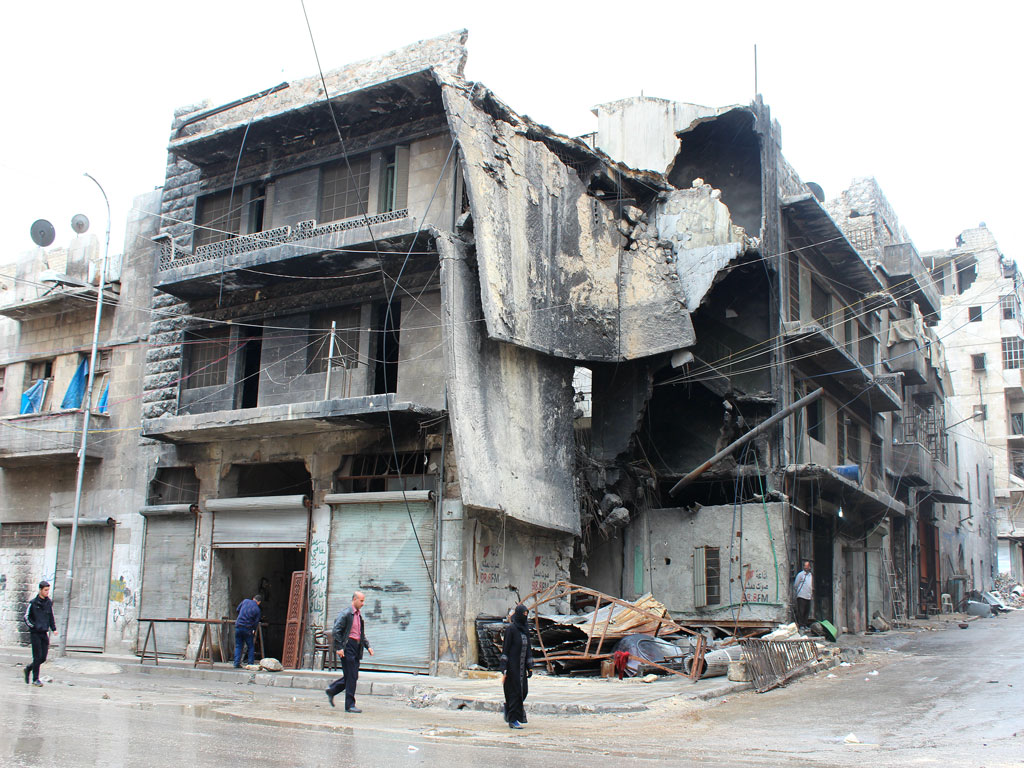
[60, 358, 88, 409]
[97, 382, 109, 413]
[20, 380, 47, 414]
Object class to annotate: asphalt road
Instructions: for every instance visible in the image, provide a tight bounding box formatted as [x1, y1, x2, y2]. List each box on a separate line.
[2, 612, 1022, 767]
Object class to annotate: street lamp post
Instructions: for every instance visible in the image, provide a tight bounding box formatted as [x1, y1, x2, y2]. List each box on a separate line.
[58, 173, 111, 655]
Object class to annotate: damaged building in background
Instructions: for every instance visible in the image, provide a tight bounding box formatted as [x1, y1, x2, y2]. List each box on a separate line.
[0, 32, 1000, 668]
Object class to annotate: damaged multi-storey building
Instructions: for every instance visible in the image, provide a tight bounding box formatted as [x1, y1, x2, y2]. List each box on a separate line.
[0, 31, 999, 667]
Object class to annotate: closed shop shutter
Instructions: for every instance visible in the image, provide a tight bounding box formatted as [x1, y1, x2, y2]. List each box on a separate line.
[138, 506, 196, 656]
[326, 493, 435, 672]
[52, 520, 115, 652]
[207, 495, 308, 548]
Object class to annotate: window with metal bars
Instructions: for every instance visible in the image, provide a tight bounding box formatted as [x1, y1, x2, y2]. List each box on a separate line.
[693, 546, 721, 607]
[194, 189, 242, 248]
[320, 156, 370, 223]
[1002, 294, 1020, 321]
[0, 522, 46, 548]
[1002, 337, 1024, 370]
[307, 307, 361, 373]
[147, 467, 200, 505]
[334, 451, 432, 493]
[183, 328, 232, 389]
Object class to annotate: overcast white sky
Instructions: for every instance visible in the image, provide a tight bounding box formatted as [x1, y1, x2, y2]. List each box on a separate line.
[2, 1, 1021, 264]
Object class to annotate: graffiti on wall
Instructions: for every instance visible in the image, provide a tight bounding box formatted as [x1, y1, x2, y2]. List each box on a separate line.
[742, 565, 771, 604]
[477, 543, 504, 585]
[307, 535, 329, 622]
[530, 554, 559, 594]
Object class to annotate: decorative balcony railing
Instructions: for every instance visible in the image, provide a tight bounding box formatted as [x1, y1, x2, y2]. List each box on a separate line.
[158, 209, 411, 271]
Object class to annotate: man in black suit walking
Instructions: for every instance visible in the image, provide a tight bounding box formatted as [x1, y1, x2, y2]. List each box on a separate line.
[325, 591, 374, 712]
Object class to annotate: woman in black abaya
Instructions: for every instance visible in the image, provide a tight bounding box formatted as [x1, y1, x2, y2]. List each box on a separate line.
[500, 604, 533, 729]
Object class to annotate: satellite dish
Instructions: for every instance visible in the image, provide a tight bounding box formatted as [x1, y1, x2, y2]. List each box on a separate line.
[71, 214, 90, 234]
[30, 219, 56, 248]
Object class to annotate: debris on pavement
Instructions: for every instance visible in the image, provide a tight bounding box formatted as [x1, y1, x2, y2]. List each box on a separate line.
[844, 733, 861, 744]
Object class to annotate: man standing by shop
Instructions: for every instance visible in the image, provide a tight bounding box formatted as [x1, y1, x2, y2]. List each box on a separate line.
[23, 580, 56, 686]
[233, 594, 262, 669]
[793, 561, 813, 629]
[325, 591, 373, 712]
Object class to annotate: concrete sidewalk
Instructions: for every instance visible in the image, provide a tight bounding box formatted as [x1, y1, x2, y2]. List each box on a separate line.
[0, 646, 751, 715]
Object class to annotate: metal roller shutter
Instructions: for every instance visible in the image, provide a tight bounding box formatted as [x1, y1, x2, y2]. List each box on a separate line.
[138, 506, 196, 656]
[207, 495, 308, 548]
[52, 522, 115, 652]
[326, 495, 435, 672]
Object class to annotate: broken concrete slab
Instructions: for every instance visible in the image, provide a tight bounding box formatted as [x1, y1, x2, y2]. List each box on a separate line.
[438, 76, 694, 363]
[436, 230, 578, 534]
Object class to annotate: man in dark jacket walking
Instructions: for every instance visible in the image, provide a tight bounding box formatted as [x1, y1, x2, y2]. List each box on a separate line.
[233, 594, 262, 668]
[24, 580, 56, 686]
[325, 591, 373, 712]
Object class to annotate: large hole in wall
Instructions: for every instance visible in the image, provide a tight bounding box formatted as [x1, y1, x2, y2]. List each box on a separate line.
[668, 110, 763, 235]
[223, 461, 313, 498]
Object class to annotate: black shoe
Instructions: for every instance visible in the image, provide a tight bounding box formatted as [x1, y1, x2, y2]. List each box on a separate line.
[326, 690, 335, 707]
[24, 666, 30, 684]
[345, 707, 362, 713]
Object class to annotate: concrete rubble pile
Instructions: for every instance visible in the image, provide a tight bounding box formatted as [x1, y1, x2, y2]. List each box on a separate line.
[993, 575, 1024, 609]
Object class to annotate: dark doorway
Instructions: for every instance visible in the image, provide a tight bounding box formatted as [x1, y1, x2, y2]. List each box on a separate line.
[812, 516, 834, 625]
[216, 547, 305, 662]
[239, 324, 262, 409]
[374, 300, 400, 395]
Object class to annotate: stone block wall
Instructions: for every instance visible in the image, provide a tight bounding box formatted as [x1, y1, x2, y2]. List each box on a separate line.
[0, 545, 44, 646]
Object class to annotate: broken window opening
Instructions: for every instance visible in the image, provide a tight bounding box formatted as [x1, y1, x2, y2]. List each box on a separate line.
[335, 451, 433, 493]
[572, 366, 593, 419]
[968, 305, 983, 323]
[807, 397, 824, 443]
[955, 257, 978, 294]
[148, 467, 200, 506]
[230, 461, 313, 498]
[239, 324, 262, 409]
[373, 300, 401, 395]
[667, 109, 763, 235]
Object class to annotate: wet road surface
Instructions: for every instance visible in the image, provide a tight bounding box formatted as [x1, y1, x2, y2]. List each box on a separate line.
[2, 611, 1022, 767]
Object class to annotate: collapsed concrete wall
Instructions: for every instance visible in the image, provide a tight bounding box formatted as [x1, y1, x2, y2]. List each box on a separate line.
[437, 231, 578, 534]
[439, 77, 695, 363]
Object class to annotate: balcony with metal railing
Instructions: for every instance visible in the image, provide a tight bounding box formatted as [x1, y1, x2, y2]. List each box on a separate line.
[155, 211, 417, 300]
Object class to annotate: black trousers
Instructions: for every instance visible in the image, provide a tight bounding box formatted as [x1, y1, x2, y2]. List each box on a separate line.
[796, 597, 812, 627]
[29, 632, 49, 682]
[326, 637, 361, 710]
